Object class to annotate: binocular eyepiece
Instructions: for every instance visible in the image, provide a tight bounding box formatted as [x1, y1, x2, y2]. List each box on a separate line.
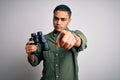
[29, 31, 49, 51]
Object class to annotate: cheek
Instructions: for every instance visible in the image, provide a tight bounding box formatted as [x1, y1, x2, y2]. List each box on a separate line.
[63, 22, 69, 27]
[53, 21, 56, 26]
[53, 20, 57, 25]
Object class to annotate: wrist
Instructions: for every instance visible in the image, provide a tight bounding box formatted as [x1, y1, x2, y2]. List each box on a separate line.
[28, 54, 35, 62]
[72, 33, 80, 47]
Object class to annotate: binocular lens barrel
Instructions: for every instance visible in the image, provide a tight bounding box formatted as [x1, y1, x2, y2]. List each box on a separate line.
[29, 31, 49, 51]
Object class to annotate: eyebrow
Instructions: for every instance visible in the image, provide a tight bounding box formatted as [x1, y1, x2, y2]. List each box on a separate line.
[54, 16, 67, 20]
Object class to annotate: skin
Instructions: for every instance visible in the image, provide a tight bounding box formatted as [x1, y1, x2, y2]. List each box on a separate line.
[53, 10, 71, 33]
[25, 10, 81, 62]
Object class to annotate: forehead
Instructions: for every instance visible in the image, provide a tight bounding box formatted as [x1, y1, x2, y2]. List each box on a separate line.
[54, 10, 69, 18]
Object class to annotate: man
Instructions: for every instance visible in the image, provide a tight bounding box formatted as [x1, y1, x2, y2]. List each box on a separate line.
[25, 4, 87, 80]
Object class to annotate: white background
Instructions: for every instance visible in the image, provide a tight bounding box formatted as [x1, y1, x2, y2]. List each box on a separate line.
[0, 0, 120, 80]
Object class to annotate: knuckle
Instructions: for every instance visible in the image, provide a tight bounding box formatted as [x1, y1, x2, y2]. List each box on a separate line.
[61, 40, 65, 43]
[66, 42, 69, 45]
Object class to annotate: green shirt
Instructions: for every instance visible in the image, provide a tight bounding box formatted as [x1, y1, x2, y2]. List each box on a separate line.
[28, 29, 87, 80]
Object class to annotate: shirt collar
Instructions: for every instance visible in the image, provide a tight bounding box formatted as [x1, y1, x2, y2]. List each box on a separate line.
[53, 27, 70, 35]
[52, 27, 70, 40]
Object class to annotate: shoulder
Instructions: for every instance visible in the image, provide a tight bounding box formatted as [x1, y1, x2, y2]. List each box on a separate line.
[69, 29, 83, 35]
[45, 31, 53, 36]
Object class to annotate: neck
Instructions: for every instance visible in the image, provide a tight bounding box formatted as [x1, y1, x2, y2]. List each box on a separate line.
[54, 27, 69, 33]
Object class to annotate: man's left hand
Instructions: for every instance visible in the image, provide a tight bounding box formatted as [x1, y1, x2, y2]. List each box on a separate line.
[56, 30, 78, 50]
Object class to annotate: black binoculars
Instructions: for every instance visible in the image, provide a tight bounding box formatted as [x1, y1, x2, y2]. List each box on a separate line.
[29, 31, 49, 51]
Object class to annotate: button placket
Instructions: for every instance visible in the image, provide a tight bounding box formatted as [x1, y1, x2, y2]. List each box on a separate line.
[55, 52, 59, 80]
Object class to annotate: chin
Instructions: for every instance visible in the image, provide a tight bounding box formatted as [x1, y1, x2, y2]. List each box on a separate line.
[55, 28, 62, 32]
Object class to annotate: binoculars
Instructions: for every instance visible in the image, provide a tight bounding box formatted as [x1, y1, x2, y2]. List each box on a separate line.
[29, 31, 49, 51]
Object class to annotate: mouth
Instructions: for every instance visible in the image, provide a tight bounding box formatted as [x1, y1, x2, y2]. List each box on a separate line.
[55, 25, 61, 29]
[54, 26, 62, 31]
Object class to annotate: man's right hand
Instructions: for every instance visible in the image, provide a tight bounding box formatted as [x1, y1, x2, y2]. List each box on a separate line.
[25, 41, 38, 62]
[25, 41, 37, 54]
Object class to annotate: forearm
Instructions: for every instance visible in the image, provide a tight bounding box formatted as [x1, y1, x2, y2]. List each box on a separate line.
[27, 43, 43, 66]
[28, 54, 35, 63]
[73, 33, 82, 47]
[73, 30, 87, 51]
[28, 54, 41, 67]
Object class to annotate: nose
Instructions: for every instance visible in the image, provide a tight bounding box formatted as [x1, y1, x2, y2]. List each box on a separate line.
[57, 19, 61, 25]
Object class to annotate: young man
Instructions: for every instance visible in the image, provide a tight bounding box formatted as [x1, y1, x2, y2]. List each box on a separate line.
[25, 4, 87, 80]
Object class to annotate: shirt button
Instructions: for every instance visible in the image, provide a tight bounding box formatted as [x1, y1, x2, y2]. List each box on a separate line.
[53, 33, 57, 37]
[56, 75, 59, 78]
[56, 53, 58, 56]
[56, 64, 58, 67]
